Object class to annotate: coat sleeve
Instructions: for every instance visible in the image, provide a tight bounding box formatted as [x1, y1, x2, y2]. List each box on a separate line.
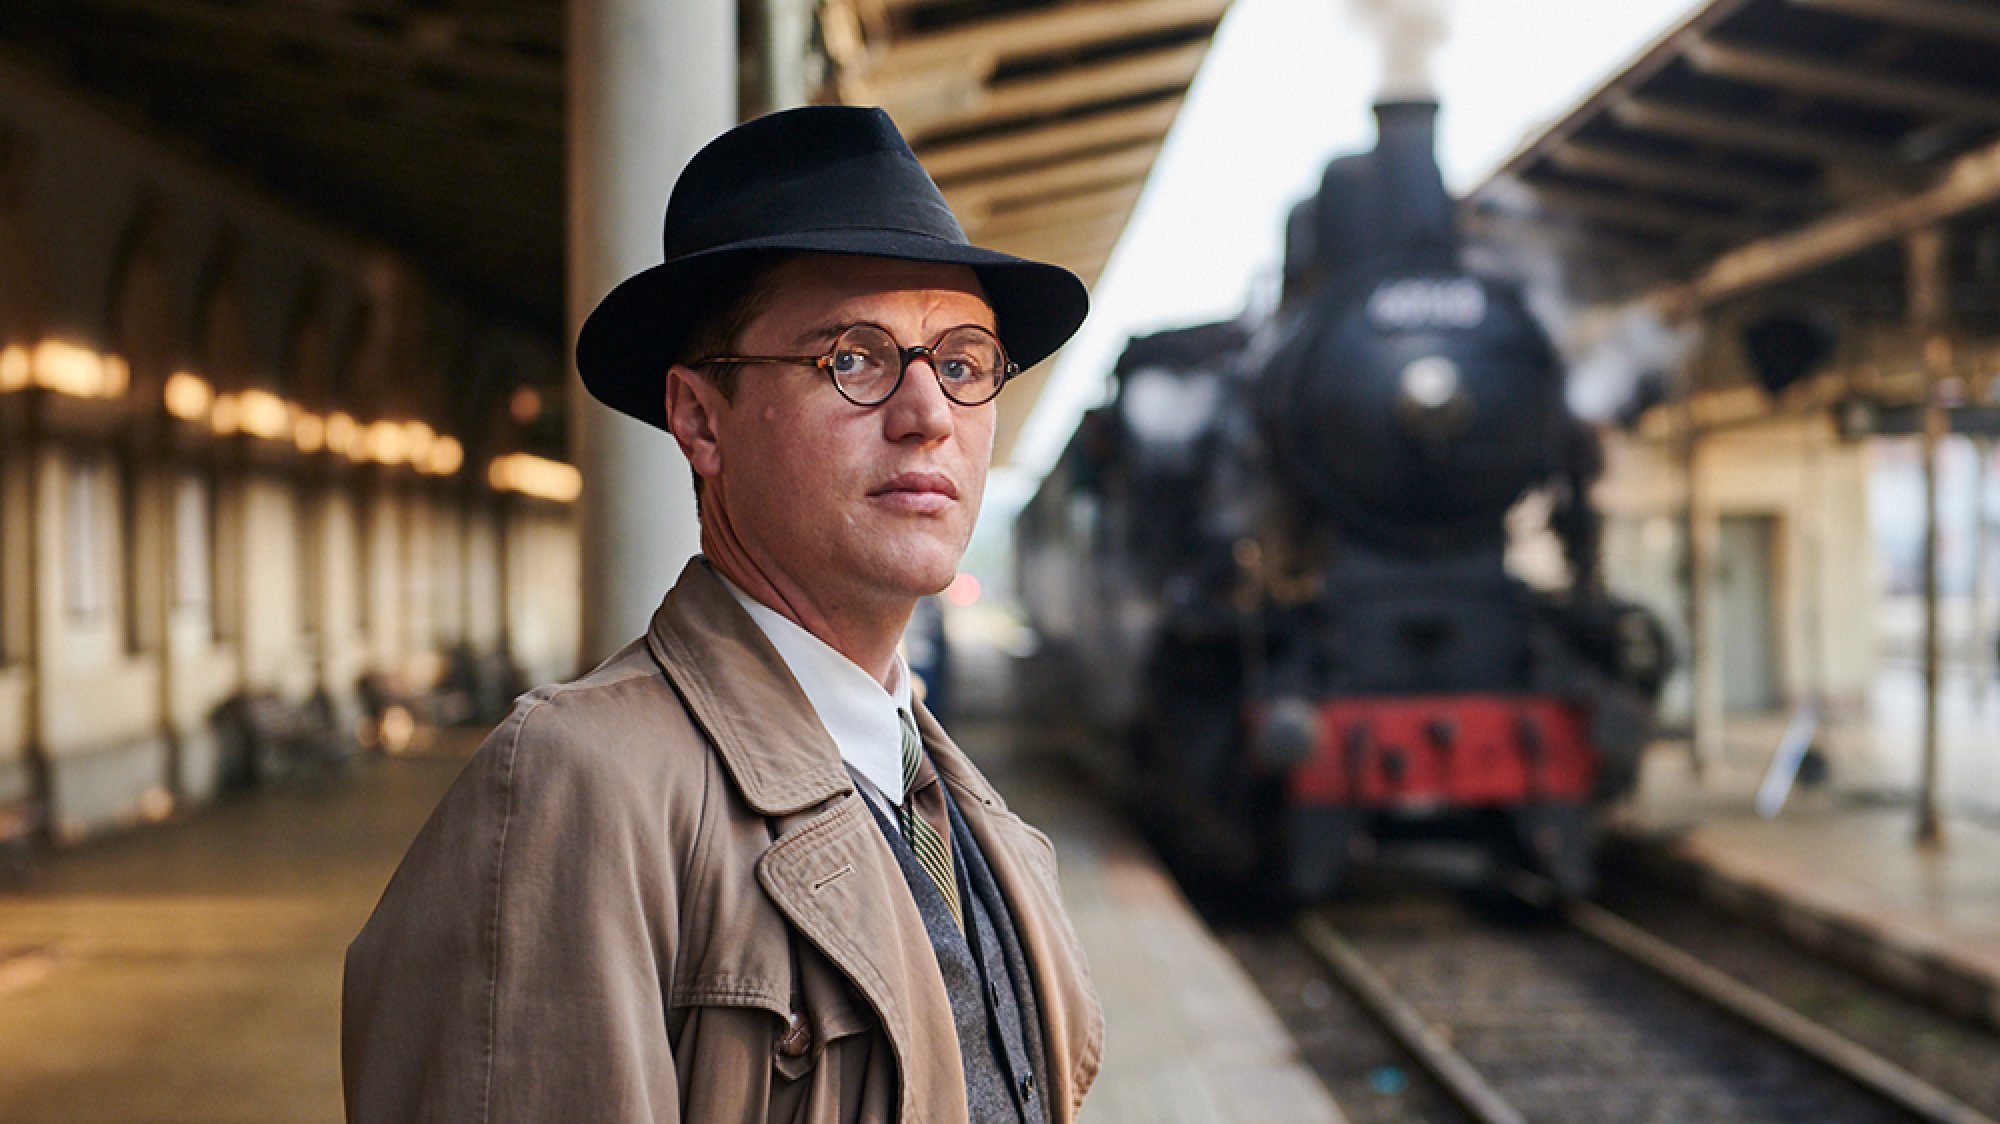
[342, 694, 686, 1123]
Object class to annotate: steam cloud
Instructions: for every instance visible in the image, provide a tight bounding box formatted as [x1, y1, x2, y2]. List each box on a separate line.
[1347, 0, 1452, 100]
[1566, 305, 1697, 424]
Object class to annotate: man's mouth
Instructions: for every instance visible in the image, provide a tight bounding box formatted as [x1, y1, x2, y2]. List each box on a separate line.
[870, 471, 958, 500]
[869, 471, 959, 514]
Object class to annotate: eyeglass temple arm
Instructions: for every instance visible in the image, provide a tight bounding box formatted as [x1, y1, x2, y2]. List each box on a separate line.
[690, 354, 828, 368]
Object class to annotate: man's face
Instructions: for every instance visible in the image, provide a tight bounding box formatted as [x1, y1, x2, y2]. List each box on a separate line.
[686, 254, 998, 615]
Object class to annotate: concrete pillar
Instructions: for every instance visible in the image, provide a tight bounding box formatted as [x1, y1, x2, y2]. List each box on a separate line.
[567, 0, 735, 668]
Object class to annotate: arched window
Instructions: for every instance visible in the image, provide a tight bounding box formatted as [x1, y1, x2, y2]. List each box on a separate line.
[192, 239, 252, 395]
[284, 278, 331, 646]
[107, 208, 174, 412]
[191, 240, 253, 646]
[106, 208, 176, 656]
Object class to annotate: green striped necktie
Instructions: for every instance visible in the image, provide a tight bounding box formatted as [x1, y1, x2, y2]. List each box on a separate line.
[899, 709, 963, 931]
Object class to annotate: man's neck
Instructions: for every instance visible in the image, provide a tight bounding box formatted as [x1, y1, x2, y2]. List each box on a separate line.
[703, 553, 910, 691]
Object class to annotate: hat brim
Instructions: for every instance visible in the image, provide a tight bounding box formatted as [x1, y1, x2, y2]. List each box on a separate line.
[576, 229, 1088, 432]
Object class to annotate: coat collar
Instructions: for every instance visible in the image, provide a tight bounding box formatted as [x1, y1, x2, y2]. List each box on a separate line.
[644, 559, 855, 816]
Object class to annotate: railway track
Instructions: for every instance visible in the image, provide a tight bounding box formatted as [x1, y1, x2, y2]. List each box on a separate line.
[1229, 880, 2000, 1124]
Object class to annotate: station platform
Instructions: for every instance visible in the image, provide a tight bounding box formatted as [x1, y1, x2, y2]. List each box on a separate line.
[964, 720, 1348, 1124]
[0, 714, 1344, 1123]
[1619, 700, 2000, 1031]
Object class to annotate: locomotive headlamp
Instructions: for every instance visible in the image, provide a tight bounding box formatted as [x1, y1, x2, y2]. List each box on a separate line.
[1395, 355, 1473, 441]
[1399, 356, 1460, 410]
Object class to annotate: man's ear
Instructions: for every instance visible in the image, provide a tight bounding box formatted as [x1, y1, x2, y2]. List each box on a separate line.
[664, 364, 725, 480]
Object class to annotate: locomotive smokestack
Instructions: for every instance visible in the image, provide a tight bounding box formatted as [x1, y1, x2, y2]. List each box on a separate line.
[1310, 98, 1457, 276]
[1372, 99, 1456, 262]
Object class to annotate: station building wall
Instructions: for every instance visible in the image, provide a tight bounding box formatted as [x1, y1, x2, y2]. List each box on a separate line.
[1596, 411, 1878, 729]
[0, 60, 580, 840]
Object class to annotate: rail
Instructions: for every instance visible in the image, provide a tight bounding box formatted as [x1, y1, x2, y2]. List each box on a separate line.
[1294, 884, 1999, 1124]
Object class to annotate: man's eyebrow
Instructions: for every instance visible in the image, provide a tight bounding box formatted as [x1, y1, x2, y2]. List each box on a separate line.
[786, 321, 849, 349]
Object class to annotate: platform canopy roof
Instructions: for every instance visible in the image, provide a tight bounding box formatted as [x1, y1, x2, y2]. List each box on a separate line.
[0, 0, 1229, 458]
[1467, 0, 2000, 324]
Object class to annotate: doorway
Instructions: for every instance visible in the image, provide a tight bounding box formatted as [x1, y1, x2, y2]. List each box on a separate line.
[1717, 514, 1781, 713]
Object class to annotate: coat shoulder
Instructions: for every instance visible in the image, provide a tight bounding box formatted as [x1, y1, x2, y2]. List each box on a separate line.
[494, 636, 714, 805]
[343, 638, 702, 1123]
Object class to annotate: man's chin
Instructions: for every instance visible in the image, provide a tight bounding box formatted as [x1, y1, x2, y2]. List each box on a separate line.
[878, 554, 965, 603]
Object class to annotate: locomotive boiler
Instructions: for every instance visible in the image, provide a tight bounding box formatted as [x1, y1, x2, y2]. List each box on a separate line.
[1016, 101, 1667, 899]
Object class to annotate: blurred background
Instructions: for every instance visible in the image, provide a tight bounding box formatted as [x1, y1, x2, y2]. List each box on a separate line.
[5, 0, 2000, 1119]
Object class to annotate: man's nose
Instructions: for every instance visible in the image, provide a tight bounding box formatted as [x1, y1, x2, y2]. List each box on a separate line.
[883, 355, 955, 439]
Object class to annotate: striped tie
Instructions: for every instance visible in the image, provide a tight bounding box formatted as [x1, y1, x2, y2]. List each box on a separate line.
[899, 709, 963, 931]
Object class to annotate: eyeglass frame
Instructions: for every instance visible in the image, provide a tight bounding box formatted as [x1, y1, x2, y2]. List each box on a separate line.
[692, 321, 1021, 408]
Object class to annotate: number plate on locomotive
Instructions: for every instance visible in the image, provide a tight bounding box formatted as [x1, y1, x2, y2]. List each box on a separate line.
[1366, 279, 1487, 331]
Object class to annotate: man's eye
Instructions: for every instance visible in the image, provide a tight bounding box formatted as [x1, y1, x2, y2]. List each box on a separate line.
[831, 350, 871, 374]
[938, 357, 980, 382]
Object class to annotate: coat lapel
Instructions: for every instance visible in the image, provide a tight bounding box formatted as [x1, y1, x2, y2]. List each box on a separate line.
[645, 560, 969, 1123]
[755, 797, 968, 1123]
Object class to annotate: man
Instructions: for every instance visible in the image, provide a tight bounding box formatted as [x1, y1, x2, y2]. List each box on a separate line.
[341, 106, 1101, 1123]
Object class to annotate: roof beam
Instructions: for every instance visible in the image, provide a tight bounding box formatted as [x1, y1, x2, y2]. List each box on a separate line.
[1546, 142, 1824, 208]
[59, 0, 560, 91]
[972, 183, 1147, 239]
[1790, 0, 2000, 47]
[877, 0, 1228, 73]
[966, 214, 1137, 259]
[900, 40, 1210, 142]
[1660, 127, 2000, 312]
[1686, 38, 2000, 123]
[1009, 244, 1118, 276]
[920, 96, 1183, 182]
[982, 214, 1129, 259]
[1525, 182, 1768, 241]
[1465, 198, 1684, 262]
[170, 90, 560, 158]
[1610, 96, 1915, 182]
[942, 142, 1159, 223]
[261, 0, 560, 48]
[95, 34, 562, 132]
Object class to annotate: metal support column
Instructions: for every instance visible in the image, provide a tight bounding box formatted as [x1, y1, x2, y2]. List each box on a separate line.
[567, 0, 736, 667]
[1906, 227, 1947, 847]
[1682, 356, 1717, 779]
[1973, 438, 1991, 684]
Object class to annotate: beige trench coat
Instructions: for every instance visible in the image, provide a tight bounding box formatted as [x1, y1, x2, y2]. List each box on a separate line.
[342, 562, 1102, 1123]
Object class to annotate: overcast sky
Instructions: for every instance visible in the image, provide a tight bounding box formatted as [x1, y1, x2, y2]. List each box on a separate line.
[1004, 0, 1701, 481]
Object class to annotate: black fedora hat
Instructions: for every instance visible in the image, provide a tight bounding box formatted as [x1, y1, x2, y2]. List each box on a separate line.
[576, 105, 1090, 431]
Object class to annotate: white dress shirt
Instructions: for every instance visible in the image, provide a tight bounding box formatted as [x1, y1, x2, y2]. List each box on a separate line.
[716, 567, 913, 811]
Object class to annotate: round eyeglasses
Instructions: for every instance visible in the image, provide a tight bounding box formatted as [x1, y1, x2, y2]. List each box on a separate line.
[695, 322, 1020, 408]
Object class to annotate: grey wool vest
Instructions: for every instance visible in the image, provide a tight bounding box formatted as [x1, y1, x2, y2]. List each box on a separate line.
[863, 787, 1050, 1124]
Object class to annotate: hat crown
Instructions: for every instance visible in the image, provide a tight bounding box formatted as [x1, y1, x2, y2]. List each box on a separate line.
[665, 106, 966, 261]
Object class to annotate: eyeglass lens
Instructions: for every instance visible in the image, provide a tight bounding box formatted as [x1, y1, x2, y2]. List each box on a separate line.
[829, 324, 1007, 406]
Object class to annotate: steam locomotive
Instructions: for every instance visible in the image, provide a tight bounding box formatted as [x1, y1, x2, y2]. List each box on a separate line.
[1016, 102, 1668, 899]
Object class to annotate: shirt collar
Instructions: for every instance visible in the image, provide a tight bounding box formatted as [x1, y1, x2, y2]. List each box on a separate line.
[715, 566, 913, 806]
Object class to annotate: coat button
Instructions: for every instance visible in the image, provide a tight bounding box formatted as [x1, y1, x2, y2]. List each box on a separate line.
[777, 1012, 812, 1059]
